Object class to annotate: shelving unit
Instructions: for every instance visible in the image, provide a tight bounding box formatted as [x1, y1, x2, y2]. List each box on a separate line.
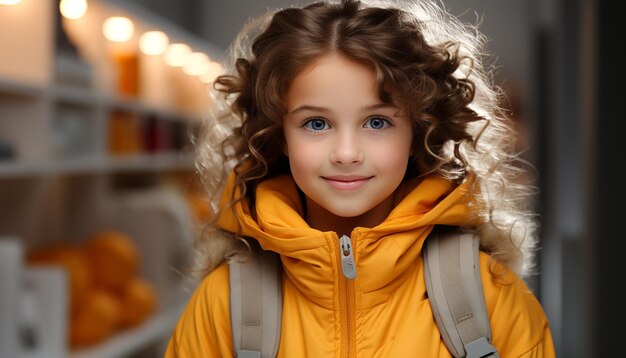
[0, 0, 220, 356]
[0, 80, 198, 178]
[0, 76, 198, 178]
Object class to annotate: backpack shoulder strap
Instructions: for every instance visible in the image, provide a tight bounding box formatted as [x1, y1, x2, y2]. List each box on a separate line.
[229, 248, 282, 358]
[423, 226, 499, 358]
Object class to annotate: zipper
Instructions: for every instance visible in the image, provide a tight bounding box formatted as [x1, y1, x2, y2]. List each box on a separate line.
[336, 234, 357, 358]
[339, 235, 357, 279]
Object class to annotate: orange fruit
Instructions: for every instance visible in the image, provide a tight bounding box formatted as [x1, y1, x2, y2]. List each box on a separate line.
[116, 278, 157, 328]
[83, 231, 139, 293]
[27, 244, 91, 313]
[69, 289, 121, 348]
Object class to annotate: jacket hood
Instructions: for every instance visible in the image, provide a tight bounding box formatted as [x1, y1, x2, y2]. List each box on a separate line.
[216, 172, 477, 309]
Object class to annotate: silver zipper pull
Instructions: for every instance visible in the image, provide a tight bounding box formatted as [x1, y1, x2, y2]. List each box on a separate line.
[339, 235, 357, 280]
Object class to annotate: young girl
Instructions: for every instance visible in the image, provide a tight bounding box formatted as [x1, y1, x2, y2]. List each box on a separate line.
[166, 0, 555, 356]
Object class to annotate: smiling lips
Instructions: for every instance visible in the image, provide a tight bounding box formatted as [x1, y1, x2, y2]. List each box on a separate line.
[322, 175, 373, 190]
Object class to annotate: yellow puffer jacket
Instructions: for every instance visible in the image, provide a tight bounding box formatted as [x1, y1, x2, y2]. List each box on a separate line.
[165, 174, 555, 357]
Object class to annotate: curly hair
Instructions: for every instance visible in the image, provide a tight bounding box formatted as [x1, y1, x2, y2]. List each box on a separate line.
[194, 0, 538, 277]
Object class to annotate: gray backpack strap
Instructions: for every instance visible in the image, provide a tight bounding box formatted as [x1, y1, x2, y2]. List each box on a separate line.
[423, 226, 499, 358]
[229, 248, 282, 358]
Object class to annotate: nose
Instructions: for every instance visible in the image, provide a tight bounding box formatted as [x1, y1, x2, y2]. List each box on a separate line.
[330, 130, 364, 165]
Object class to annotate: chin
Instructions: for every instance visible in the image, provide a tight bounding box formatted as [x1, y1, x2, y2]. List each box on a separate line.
[326, 205, 373, 219]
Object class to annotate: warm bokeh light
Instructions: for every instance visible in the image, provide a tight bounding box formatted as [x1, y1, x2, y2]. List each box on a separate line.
[0, 0, 21, 4]
[102, 16, 134, 43]
[139, 31, 169, 55]
[59, 0, 87, 19]
[163, 43, 191, 67]
[183, 52, 210, 76]
[200, 62, 225, 84]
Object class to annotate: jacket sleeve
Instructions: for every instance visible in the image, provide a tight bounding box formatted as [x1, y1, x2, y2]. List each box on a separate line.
[479, 253, 556, 358]
[519, 326, 555, 358]
[164, 263, 234, 358]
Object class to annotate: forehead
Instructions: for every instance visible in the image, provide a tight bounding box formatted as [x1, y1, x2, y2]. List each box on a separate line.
[285, 53, 382, 110]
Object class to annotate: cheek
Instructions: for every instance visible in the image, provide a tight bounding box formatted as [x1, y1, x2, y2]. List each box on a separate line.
[285, 140, 321, 179]
[372, 137, 412, 175]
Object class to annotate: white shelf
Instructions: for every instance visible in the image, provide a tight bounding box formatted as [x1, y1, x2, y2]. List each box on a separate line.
[0, 153, 195, 177]
[51, 84, 199, 122]
[70, 301, 186, 358]
[0, 79, 45, 98]
[52, 84, 101, 106]
[0, 80, 200, 124]
[105, 94, 197, 121]
[107, 152, 196, 172]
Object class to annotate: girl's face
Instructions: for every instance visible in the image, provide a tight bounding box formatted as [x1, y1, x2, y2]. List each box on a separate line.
[283, 53, 413, 225]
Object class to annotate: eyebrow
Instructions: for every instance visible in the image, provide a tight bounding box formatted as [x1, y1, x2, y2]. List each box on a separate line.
[288, 103, 395, 115]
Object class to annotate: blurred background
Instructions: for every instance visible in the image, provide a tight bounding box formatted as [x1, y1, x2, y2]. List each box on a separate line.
[0, 0, 621, 357]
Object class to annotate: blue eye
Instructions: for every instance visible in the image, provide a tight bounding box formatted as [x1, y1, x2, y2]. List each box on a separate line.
[365, 116, 391, 129]
[303, 118, 329, 131]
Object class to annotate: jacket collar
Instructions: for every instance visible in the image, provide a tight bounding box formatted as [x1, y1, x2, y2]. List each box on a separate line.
[216, 172, 476, 308]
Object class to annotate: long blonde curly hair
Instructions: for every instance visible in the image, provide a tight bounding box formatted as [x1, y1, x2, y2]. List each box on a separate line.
[193, 0, 538, 277]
